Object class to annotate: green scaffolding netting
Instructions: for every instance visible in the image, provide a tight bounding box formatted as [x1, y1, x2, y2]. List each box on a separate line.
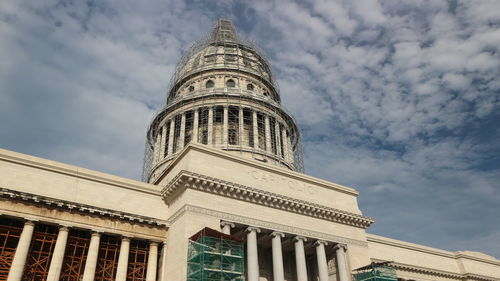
[187, 228, 245, 281]
[353, 262, 397, 281]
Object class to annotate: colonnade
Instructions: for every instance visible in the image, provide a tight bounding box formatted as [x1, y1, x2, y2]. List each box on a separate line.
[221, 221, 351, 281]
[152, 105, 294, 165]
[6, 220, 160, 281]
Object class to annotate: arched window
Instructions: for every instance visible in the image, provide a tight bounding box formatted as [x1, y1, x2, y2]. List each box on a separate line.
[206, 80, 214, 88]
[188, 86, 194, 92]
[247, 83, 254, 91]
[226, 79, 235, 88]
[263, 92, 269, 97]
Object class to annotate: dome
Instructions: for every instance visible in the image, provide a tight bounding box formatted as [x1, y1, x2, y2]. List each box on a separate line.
[143, 19, 303, 183]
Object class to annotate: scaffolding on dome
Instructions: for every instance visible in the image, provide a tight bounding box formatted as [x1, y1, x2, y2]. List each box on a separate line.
[352, 262, 398, 281]
[141, 19, 304, 182]
[187, 228, 245, 281]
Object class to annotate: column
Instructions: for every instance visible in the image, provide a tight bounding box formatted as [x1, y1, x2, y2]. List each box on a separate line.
[157, 242, 168, 281]
[193, 109, 199, 143]
[275, 122, 282, 157]
[315, 241, 329, 281]
[264, 115, 272, 153]
[294, 236, 308, 281]
[153, 132, 160, 164]
[335, 244, 349, 281]
[238, 107, 244, 146]
[252, 111, 258, 149]
[220, 221, 235, 235]
[223, 106, 228, 146]
[270, 232, 285, 281]
[82, 232, 101, 281]
[7, 220, 35, 281]
[160, 124, 167, 158]
[282, 128, 289, 161]
[246, 227, 260, 281]
[167, 120, 175, 155]
[115, 237, 131, 281]
[145, 242, 158, 281]
[208, 107, 213, 145]
[47, 226, 70, 281]
[179, 113, 186, 150]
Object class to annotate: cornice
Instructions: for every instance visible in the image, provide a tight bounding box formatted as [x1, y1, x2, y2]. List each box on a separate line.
[168, 204, 368, 247]
[155, 144, 359, 197]
[371, 259, 500, 281]
[0, 148, 159, 196]
[367, 234, 500, 266]
[0, 188, 167, 227]
[161, 170, 374, 229]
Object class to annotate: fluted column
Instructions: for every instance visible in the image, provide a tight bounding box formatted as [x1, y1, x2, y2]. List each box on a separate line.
[238, 107, 244, 145]
[7, 220, 35, 281]
[294, 236, 308, 281]
[82, 231, 101, 281]
[47, 226, 70, 281]
[220, 221, 235, 235]
[179, 113, 186, 150]
[270, 232, 285, 281]
[246, 227, 261, 281]
[315, 241, 329, 281]
[193, 109, 199, 143]
[153, 132, 160, 163]
[275, 122, 282, 157]
[157, 242, 168, 281]
[208, 107, 214, 145]
[115, 237, 131, 281]
[160, 124, 167, 158]
[167, 120, 175, 155]
[145, 242, 158, 281]
[282, 127, 289, 161]
[252, 111, 258, 149]
[223, 106, 228, 146]
[335, 244, 349, 281]
[264, 115, 272, 153]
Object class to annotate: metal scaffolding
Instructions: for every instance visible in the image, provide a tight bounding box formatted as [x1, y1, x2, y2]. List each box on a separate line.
[142, 19, 304, 182]
[187, 228, 244, 281]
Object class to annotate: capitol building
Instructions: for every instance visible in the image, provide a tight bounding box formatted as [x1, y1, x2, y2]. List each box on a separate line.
[0, 19, 499, 281]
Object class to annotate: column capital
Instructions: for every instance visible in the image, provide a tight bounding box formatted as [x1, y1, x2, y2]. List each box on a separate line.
[245, 226, 261, 233]
[58, 225, 71, 231]
[121, 236, 132, 242]
[90, 231, 102, 237]
[24, 220, 37, 226]
[149, 241, 159, 247]
[220, 221, 235, 228]
[294, 236, 307, 242]
[270, 231, 285, 238]
[334, 244, 347, 251]
[314, 240, 328, 247]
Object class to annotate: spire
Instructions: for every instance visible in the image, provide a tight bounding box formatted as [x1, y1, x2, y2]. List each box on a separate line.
[210, 18, 237, 43]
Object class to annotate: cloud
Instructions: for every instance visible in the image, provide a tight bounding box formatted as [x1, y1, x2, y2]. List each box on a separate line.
[1, 0, 499, 259]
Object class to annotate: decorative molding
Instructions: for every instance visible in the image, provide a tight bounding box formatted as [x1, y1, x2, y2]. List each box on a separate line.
[0, 187, 167, 227]
[167, 204, 369, 247]
[371, 259, 500, 281]
[161, 170, 374, 229]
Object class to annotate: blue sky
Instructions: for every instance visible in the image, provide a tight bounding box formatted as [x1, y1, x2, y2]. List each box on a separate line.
[1, 0, 499, 258]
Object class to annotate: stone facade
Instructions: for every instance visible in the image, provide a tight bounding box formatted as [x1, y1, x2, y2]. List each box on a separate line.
[0, 19, 499, 281]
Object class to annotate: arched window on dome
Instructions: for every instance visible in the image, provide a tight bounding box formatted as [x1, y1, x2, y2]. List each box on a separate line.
[206, 80, 214, 88]
[188, 86, 194, 92]
[226, 79, 235, 88]
[247, 83, 254, 91]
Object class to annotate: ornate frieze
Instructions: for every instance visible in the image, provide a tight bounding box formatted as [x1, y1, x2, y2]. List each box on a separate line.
[0, 188, 167, 227]
[166, 204, 369, 247]
[161, 170, 374, 229]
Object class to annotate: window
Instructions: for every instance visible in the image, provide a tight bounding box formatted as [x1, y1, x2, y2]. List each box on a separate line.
[205, 55, 216, 63]
[243, 58, 252, 67]
[206, 80, 214, 88]
[226, 79, 235, 88]
[188, 86, 194, 92]
[225, 55, 236, 63]
[247, 84, 254, 91]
